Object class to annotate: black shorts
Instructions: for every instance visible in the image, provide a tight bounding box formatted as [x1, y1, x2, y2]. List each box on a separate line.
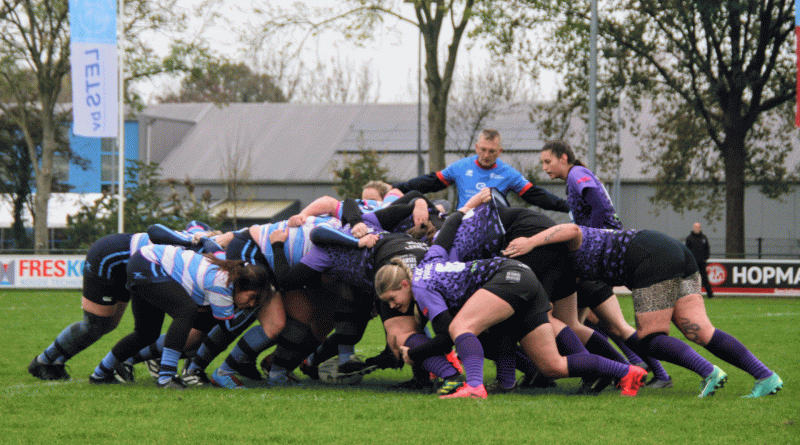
[126, 251, 175, 289]
[482, 259, 551, 315]
[513, 244, 577, 302]
[626, 230, 699, 289]
[576, 279, 614, 309]
[83, 233, 135, 305]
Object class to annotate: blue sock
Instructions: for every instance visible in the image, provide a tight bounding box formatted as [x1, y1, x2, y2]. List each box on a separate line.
[220, 326, 275, 375]
[454, 333, 485, 388]
[158, 347, 180, 384]
[93, 351, 119, 377]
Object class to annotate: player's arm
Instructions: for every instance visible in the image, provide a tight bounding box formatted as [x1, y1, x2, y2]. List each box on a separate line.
[518, 184, 570, 213]
[406, 310, 455, 362]
[393, 172, 448, 194]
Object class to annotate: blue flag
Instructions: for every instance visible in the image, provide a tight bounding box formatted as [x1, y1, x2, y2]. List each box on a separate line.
[70, 0, 118, 137]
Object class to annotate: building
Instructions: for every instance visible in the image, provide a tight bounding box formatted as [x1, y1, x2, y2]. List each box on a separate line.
[138, 101, 800, 258]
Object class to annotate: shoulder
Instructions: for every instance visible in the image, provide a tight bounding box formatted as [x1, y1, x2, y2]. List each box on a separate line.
[568, 165, 596, 183]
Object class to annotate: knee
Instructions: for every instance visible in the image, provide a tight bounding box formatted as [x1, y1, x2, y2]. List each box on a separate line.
[537, 355, 568, 378]
[261, 315, 286, 339]
[84, 312, 116, 337]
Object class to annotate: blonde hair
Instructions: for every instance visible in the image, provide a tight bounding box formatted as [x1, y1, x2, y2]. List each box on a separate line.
[363, 180, 392, 199]
[374, 257, 413, 297]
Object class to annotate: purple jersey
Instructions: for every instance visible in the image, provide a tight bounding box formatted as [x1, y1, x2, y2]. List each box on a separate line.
[570, 226, 635, 285]
[566, 165, 622, 230]
[412, 244, 505, 320]
[301, 233, 428, 295]
[299, 237, 377, 295]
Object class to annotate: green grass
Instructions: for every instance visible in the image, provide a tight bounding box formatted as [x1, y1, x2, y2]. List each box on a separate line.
[2, 290, 798, 444]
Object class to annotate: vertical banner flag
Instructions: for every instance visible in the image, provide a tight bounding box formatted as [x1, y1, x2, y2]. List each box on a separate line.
[70, 0, 118, 137]
[796, 0, 799, 127]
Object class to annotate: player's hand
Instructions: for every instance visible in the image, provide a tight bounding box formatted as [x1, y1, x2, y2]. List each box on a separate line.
[287, 214, 306, 227]
[351, 222, 370, 238]
[502, 236, 535, 257]
[269, 226, 288, 244]
[358, 233, 379, 248]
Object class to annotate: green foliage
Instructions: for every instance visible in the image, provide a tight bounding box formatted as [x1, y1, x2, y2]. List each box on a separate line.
[332, 138, 389, 199]
[157, 60, 287, 104]
[475, 0, 796, 256]
[63, 161, 224, 249]
[4, 290, 799, 444]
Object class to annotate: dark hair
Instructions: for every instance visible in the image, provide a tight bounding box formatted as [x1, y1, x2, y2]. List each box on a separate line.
[542, 140, 585, 167]
[406, 220, 438, 246]
[480, 128, 501, 143]
[203, 254, 273, 306]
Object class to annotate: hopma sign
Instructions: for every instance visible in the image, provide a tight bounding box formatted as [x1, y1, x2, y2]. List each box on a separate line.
[706, 259, 800, 296]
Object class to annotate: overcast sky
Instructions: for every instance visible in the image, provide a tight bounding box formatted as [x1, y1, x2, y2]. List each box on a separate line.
[140, 0, 556, 104]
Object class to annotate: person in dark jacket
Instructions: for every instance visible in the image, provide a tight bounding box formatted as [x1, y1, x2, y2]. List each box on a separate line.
[686, 222, 714, 299]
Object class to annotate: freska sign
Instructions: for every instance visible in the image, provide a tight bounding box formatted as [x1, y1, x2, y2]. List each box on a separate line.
[0, 255, 85, 288]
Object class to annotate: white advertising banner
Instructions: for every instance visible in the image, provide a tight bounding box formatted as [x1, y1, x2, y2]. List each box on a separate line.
[0, 255, 84, 289]
[70, 0, 118, 137]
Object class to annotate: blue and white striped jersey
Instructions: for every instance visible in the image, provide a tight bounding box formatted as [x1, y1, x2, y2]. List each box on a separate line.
[138, 244, 235, 320]
[253, 215, 342, 270]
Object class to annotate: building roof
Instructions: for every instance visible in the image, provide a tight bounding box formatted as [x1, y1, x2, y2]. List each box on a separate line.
[141, 102, 800, 184]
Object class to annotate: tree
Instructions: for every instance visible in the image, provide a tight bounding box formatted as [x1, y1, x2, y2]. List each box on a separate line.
[0, 0, 70, 253]
[332, 136, 390, 199]
[479, 0, 796, 257]
[0, 0, 217, 252]
[157, 60, 287, 104]
[0, 114, 34, 249]
[248, 0, 480, 173]
[447, 61, 534, 158]
[64, 161, 223, 249]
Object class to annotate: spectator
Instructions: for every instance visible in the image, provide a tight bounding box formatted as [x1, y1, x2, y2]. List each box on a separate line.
[686, 222, 714, 299]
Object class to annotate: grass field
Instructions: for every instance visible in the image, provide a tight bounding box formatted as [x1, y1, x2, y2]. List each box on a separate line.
[2, 289, 798, 444]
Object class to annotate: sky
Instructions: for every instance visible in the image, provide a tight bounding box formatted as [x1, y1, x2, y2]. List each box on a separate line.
[140, 0, 557, 104]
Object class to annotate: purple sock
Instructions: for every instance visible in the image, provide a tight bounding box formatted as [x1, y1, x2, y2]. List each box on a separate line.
[454, 333, 485, 387]
[566, 353, 628, 379]
[622, 333, 670, 380]
[628, 333, 713, 377]
[586, 331, 628, 364]
[514, 348, 539, 375]
[704, 329, 772, 380]
[495, 353, 517, 389]
[611, 335, 644, 364]
[404, 334, 457, 379]
[555, 327, 588, 356]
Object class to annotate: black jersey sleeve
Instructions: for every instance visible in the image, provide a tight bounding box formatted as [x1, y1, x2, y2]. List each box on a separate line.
[309, 225, 360, 249]
[431, 211, 465, 251]
[407, 311, 455, 362]
[340, 198, 364, 227]
[519, 186, 570, 213]
[371, 204, 416, 231]
[147, 224, 193, 247]
[393, 172, 447, 195]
